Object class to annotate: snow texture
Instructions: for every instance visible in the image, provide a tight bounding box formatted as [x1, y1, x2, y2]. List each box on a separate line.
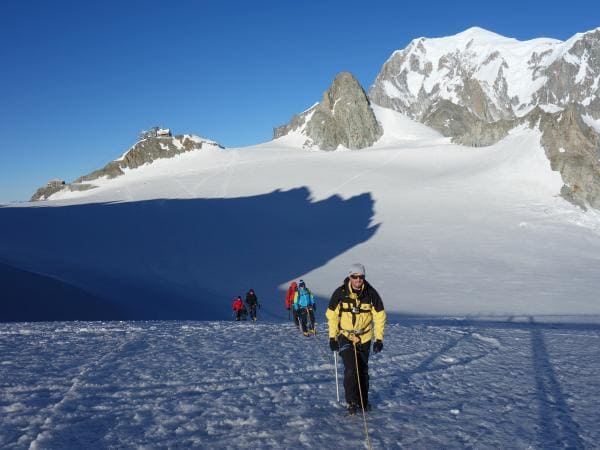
[1, 320, 598, 449]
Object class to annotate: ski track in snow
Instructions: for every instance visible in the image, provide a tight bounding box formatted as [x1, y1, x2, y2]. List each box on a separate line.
[1, 320, 598, 449]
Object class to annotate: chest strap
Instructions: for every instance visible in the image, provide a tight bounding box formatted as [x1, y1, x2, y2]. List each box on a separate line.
[341, 327, 371, 336]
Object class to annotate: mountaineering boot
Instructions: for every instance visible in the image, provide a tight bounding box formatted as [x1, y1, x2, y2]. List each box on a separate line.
[347, 402, 358, 415]
[303, 331, 310, 336]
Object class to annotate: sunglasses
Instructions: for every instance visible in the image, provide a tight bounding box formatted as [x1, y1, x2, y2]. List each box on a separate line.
[350, 274, 365, 280]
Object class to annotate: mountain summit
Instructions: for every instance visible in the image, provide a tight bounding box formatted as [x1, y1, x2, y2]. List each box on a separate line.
[273, 72, 383, 150]
[369, 26, 600, 121]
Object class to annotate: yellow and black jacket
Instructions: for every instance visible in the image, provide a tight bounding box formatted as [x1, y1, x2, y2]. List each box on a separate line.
[326, 278, 386, 344]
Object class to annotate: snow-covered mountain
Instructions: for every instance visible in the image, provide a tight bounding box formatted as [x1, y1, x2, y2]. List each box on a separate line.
[3, 27, 600, 450]
[30, 28, 600, 208]
[369, 26, 600, 121]
[3, 27, 600, 323]
[3, 106, 600, 322]
[369, 27, 600, 209]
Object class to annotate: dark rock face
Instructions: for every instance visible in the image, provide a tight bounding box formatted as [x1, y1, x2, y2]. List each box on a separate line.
[422, 99, 513, 147]
[274, 72, 383, 150]
[30, 180, 67, 202]
[532, 105, 600, 209]
[534, 30, 600, 118]
[30, 135, 224, 201]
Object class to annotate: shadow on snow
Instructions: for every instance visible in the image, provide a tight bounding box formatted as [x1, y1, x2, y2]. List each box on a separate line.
[380, 313, 594, 449]
[0, 187, 379, 322]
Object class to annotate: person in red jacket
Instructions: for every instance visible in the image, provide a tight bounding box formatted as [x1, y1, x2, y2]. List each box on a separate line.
[285, 281, 299, 328]
[232, 296, 245, 321]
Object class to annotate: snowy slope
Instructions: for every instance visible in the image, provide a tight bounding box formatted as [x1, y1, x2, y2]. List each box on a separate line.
[1, 320, 598, 449]
[2, 106, 600, 449]
[2, 107, 600, 320]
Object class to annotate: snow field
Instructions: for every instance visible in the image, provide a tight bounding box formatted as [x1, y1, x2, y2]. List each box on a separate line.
[1, 320, 598, 449]
[8, 107, 600, 321]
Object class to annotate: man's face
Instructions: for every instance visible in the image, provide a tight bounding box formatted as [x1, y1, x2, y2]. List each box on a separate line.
[350, 273, 365, 290]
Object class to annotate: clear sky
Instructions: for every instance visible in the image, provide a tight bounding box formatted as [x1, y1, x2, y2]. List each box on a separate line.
[1, 0, 598, 203]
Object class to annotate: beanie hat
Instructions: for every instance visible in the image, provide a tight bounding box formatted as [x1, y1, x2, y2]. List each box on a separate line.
[299, 279, 306, 287]
[348, 263, 365, 277]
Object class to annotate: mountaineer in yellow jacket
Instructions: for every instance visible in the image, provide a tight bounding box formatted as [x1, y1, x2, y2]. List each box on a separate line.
[326, 263, 386, 415]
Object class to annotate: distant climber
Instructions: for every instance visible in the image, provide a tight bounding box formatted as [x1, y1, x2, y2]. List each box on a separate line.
[294, 280, 316, 336]
[246, 289, 260, 321]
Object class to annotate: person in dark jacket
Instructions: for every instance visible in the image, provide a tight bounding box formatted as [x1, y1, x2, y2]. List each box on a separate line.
[326, 263, 386, 415]
[245, 289, 260, 321]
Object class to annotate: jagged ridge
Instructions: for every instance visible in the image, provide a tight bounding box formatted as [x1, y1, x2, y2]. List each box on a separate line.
[31, 134, 224, 201]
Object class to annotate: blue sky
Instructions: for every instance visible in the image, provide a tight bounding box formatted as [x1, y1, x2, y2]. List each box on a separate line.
[1, 0, 598, 203]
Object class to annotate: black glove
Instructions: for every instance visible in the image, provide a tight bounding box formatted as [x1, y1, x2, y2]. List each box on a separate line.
[329, 338, 339, 352]
[373, 340, 383, 353]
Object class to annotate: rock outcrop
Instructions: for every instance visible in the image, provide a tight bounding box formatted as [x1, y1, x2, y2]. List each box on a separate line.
[273, 72, 383, 150]
[31, 134, 224, 201]
[531, 105, 600, 209]
[421, 99, 514, 147]
[30, 180, 67, 202]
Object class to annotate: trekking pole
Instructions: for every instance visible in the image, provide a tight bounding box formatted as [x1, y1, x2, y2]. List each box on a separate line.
[334, 351, 340, 403]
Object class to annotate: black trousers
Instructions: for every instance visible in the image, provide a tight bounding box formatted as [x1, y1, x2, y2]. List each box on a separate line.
[248, 304, 257, 320]
[298, 308, 315, 332]
[339, 335, 370, 406]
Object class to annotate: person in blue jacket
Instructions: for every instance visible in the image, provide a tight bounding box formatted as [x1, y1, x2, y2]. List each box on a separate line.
[293, 279, 317, 336]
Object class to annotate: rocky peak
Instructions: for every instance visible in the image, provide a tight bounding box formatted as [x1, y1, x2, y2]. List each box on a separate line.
[534, 104, 600, 209]
[273, 72, 383, 150]
[31, 133, 224, 201]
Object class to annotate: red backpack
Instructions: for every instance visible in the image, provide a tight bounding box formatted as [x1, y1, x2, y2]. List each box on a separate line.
[284, 282, 298, 308]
